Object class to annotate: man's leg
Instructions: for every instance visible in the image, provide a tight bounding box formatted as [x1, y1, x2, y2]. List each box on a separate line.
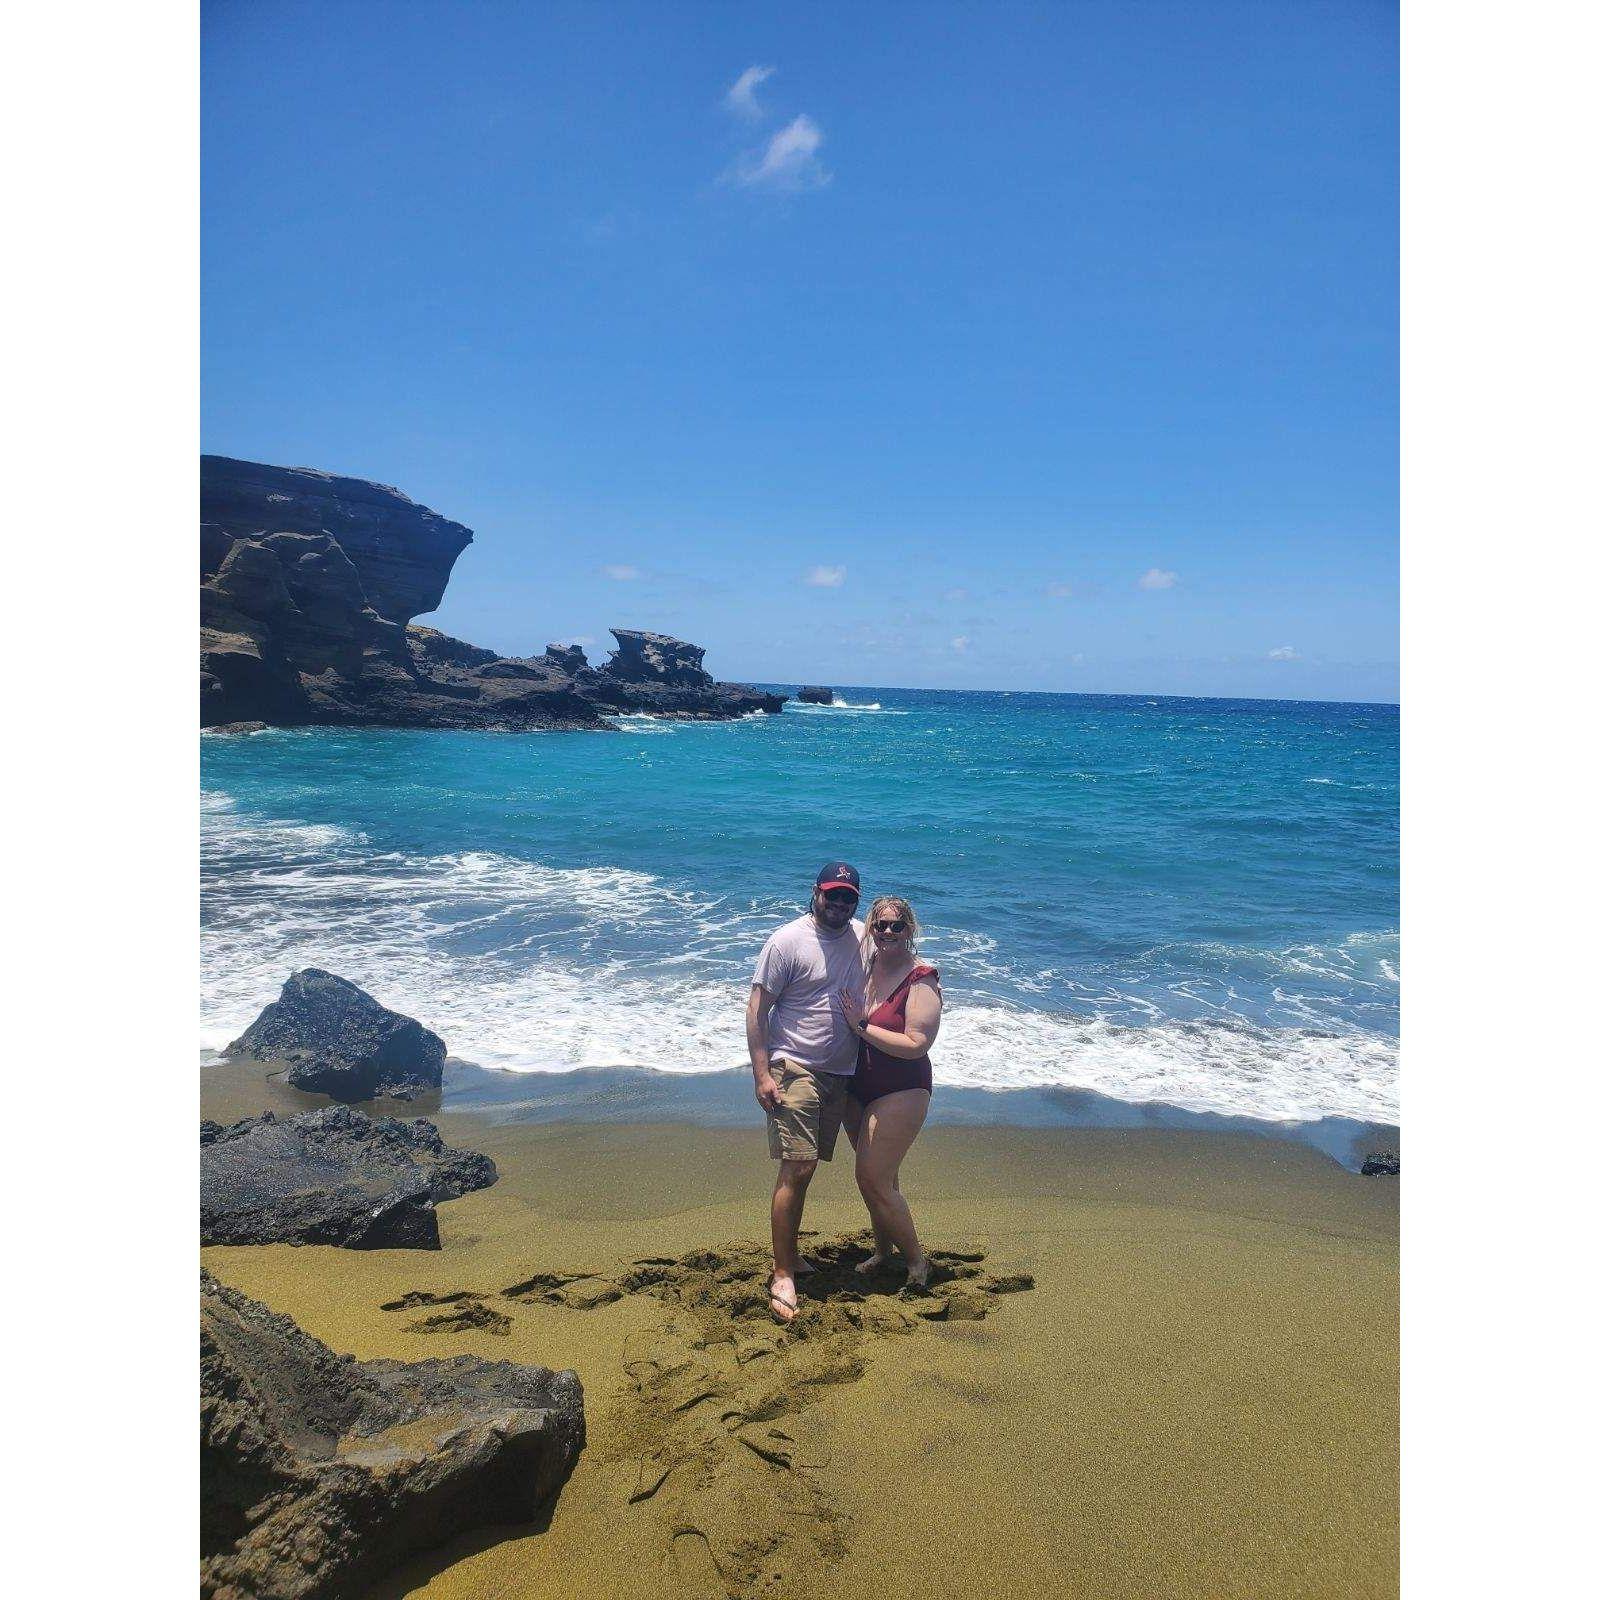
[770, 1158, 817, 1320]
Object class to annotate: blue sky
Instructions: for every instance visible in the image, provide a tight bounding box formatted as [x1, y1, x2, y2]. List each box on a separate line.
[203, 0, 1396, 702]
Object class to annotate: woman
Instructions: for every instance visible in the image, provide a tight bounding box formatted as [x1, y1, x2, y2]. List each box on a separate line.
[838, 895, 942, 1287]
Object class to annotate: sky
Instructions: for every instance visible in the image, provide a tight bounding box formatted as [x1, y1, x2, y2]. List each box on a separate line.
[202, 0, 1397, 702]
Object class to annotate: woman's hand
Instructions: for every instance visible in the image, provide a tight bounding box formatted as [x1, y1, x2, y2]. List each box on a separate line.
[838, 989, 865, 1031]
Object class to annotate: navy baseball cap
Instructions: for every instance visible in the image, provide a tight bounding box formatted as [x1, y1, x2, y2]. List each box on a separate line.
[815, 861, 861, 895]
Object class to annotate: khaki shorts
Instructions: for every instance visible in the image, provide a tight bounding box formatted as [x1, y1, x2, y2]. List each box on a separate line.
[765, 1058, 851, 1162]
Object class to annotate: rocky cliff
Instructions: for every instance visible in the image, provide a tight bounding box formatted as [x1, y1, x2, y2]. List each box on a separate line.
[200, 456, 785, 729]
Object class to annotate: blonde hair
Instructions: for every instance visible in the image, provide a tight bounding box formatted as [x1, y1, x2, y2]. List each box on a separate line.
[863, 895, 920, 968]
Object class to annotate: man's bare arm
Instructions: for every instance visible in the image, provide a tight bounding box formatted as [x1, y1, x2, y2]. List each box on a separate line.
[746, 985, 782, 1111]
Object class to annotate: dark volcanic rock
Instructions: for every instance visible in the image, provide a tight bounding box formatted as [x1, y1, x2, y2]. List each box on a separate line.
[200, 457, 606, 731]
[225, 969, 446, 1101]
[201, 1269, 583, 1600]
[199, 456, 787, 728]
[200, 1107, 497, 1249]
[203, 456, 472, 620]
[796, 686, 834, 704]
[574, 630, 785, 718]
[407, 625, 499, 669]
[540, 642, 590, 673]
[602, 628, 714, 687]
[1360, 1149, 1400, 1176]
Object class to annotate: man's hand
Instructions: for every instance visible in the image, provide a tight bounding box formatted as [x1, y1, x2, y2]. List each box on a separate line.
[754, 1068, 783, 1113]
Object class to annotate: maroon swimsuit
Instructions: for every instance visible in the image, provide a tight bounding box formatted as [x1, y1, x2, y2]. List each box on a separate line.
[849, 964, 939, 1106]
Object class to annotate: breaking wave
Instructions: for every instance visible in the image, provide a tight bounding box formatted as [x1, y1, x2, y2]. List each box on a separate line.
[202, 792, 1397, 1123]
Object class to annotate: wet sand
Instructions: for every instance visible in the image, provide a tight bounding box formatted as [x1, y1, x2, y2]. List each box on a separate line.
[201, 1061, 1398, 1599]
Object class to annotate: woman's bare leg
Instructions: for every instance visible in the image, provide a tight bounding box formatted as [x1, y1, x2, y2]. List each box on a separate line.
[854, 1089, 931, 1280]
[843, 1096, 897, 1267]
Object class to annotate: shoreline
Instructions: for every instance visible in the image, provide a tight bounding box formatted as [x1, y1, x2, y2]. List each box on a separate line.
[201, 1057, 1398, 1599]
[202, 1054, 1399, 1173]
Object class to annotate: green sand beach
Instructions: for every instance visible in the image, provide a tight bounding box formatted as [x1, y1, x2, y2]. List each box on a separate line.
[202, 1061, 1397, 1600]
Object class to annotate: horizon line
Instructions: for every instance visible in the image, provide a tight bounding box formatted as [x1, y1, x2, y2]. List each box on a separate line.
[750, 682, 1399, 710]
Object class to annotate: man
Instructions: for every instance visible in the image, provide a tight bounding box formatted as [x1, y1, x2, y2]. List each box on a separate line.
[747, 861, 868, 1323]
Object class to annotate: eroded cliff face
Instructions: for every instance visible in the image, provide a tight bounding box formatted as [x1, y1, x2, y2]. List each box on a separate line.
[199, 456, 785, 729]
[202, 457, 472, 621]
[200, 456, 513, 728]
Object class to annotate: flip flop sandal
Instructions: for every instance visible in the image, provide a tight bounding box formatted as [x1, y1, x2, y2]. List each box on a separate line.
[768, 1278, 800, 1323]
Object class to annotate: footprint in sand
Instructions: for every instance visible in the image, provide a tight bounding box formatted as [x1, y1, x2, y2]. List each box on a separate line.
[378, 1289, 486, 1311]
[502, 1270, 624, 1310]
[406, 1300, 512, 1336]
[378, 1290, 514, 1336]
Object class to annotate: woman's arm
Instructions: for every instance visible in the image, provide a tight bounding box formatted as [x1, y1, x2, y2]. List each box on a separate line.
[844, 978, 942, 1060]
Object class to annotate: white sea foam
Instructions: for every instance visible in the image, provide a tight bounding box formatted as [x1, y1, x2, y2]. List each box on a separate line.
[202, 796, 1398, 1123]
[786, 699, 902, 715]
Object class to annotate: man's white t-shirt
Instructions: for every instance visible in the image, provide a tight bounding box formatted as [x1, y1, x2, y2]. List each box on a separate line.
[751, 913, 867, 1076]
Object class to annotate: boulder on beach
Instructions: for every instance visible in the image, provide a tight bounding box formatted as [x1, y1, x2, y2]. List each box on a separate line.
[1360, 1149, 1400, 1176]
[200, 1106, 497, 1249]
[225, 968, 445, 1101]
[201, 1269, 584, 1600]
[796, 686, 834, 704]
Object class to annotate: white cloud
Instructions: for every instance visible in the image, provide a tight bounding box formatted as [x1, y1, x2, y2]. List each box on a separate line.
[944, 587, 970, 603]
[805, 564, 846, 588]
[602, 564, 640, 581]
[724, 65, 775, 121]
[1138, 567, 1178, 590]
[1046, 581, 1073, 598]
[950, 635, 971, 652]
[1267, 645, 1300, 661]
[732, 114, 831, 191]
[1069, 651, 1086, 664]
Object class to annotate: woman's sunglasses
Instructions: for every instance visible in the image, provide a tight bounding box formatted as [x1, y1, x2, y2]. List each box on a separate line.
[873, 918, 907, 934]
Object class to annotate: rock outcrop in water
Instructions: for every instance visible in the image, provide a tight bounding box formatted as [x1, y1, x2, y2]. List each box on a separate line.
[225, 969, 446, 1102]
[601, 629, 712, 687]
[200, 455, 785, 729]
[539, 640, 591, 674]
[201, 1269, 584, 1600]
[796, 686, 834, 704]
[569, 630, 784, 719]
[200, 1107, 497, 1249]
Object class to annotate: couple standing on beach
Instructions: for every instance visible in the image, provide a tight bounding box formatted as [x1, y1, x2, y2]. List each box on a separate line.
[746, 862, 943, 1323]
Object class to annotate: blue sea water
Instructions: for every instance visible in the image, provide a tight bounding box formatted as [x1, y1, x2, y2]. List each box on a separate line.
[201, 690, 1398, 1124]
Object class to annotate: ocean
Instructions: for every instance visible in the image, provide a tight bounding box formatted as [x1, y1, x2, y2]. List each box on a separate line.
[201, 689, 1398, 1125]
